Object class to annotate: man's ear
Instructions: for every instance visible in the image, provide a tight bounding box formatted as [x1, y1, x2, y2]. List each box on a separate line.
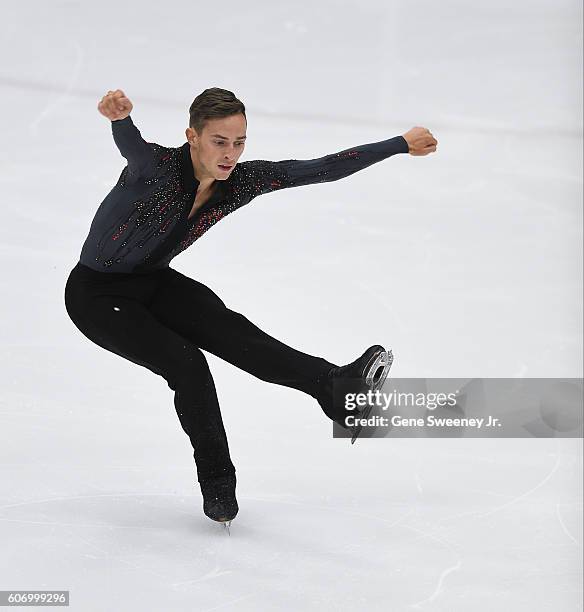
[185, 127, 196, 145]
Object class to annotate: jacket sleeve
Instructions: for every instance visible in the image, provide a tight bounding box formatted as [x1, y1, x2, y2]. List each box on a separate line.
[111, 115, 156, 178]
[242, 135, 409, 198]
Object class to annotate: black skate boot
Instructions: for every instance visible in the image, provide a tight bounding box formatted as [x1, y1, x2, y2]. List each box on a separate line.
[317, 345, 393, 442]
[200, 474, 238, 531]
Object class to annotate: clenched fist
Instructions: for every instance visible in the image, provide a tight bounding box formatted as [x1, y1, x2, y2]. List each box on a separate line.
[402, 127, 438, 156]
[97, 89, 133, 121]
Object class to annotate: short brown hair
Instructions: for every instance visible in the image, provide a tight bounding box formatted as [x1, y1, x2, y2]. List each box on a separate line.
[189, 87, 246, 134]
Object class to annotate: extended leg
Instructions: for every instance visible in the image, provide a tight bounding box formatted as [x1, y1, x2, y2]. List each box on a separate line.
[149, 269, 336, 398]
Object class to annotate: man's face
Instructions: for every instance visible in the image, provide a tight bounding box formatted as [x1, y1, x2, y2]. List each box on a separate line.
[186, 113, 247, 181]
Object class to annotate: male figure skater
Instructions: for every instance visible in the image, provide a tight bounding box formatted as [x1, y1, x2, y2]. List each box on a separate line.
[64, 87, 437, 526]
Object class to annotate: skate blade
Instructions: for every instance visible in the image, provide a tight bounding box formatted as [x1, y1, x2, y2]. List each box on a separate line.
[350, 403, 374, 444]
[364, 349, 393, 391]
[352, 350, 394, 444]
[220, 520, 231, 535]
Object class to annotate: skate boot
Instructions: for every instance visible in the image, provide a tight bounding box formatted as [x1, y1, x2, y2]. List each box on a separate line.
[317, 345, 393, 441]
[200, 474, 238, 529]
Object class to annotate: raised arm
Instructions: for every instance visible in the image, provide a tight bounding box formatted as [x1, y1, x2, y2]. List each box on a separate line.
[246, 126, 437, 196]
[97, 89, 155, 177]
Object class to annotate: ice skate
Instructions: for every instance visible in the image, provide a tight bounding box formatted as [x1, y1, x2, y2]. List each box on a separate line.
[200, 474, 238, 531]
[317, 345, 393, 440]
[348, 347, 393, 443]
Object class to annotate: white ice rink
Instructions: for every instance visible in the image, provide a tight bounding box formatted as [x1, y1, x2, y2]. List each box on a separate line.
[1, 1, 582, 610]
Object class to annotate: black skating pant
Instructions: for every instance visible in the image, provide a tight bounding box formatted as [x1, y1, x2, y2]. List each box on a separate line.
[65, 262, 335, 483]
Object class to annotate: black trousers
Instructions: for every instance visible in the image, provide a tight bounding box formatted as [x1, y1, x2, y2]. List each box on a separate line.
[64, 262, 335, 483]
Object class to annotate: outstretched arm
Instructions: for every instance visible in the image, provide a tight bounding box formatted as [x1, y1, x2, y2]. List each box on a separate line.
[97, 89, 155, 178]
[245, 126, 437, 197]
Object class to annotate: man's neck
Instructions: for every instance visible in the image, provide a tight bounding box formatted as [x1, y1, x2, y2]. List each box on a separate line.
[196, 177, 216, 193]
[189, 147, 216, 193]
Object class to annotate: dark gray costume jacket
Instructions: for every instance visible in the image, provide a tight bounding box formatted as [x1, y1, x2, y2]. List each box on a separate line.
[79, 116, 409, 273]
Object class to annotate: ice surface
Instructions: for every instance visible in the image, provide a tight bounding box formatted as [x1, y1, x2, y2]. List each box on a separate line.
[0, 0, 582, 610]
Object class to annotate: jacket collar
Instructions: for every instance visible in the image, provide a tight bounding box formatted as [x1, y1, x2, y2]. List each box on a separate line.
[180, 142, 227, 198]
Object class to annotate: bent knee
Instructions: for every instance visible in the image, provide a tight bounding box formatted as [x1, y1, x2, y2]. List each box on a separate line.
[164, 346, 210, 389]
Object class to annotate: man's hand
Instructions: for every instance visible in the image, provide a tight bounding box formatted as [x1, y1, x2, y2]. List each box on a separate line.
[98, 89, 133, 121]
[402, 127, 438, 156]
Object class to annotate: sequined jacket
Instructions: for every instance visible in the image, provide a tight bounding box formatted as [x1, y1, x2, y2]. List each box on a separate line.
[78, 115, 409, 273]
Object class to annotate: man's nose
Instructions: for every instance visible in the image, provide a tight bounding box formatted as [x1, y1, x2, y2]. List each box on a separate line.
[223, 144, 239, 158]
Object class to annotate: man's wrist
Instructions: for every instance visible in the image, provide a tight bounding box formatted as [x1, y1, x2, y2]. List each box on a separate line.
[397, 135, 410, 153]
